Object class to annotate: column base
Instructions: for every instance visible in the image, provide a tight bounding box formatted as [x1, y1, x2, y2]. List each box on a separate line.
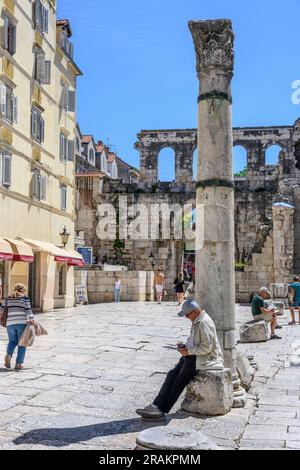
[232, 376, 247, 408]
[181, 368, 233, 416]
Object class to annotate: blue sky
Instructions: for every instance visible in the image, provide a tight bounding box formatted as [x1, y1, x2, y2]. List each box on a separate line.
[57, 0, 300, 179]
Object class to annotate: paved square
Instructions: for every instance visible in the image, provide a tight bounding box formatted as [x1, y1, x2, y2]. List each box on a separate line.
[0, 302, 299, 450]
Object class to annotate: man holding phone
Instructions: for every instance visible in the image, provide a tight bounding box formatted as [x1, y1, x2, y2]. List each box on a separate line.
[136, 300, 224, 420]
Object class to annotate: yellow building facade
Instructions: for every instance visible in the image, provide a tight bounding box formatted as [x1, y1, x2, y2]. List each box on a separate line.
[0, 0, 83, 310]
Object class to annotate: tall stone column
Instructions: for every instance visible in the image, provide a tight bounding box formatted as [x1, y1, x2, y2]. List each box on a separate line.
[189, 19, 246, 407]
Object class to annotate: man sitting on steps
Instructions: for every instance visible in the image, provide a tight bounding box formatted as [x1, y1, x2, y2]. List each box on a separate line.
[251, 287, 282, 340]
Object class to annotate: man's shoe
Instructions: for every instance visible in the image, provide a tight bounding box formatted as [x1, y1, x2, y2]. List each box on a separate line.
[275, 325, 282, 329]
[15, 364, 24, 371]
[136, 404, 166, 420]
[270, 334, 281, 340]
[4, 355, 11, 369]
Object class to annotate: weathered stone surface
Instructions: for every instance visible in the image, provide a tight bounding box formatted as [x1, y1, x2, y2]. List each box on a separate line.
[239, 320, 268, 343]
[236, 351, 255, 390]
[181, 369, 233, 416]
[136, 426, 220, 450]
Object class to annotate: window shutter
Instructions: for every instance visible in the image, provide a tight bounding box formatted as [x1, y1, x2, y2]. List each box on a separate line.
[11, 24, 16, 55]
[32, 170, 41, 199]
[3, 16, 8, 50]
[36, 53, 45, 82]
[2, 154, 11, 187]
[68, 42, 74, 58]
[40, 175, 47, 200]
[62, 85, 68, 110]
[60, 134, 65, 161]
[61, 185, 67, 210]
[35, 0, 42, 30]
[68, 90, 75, 112]
[40, 116, 45, 143]
[13, 96, 17, 123]
[43, 8, 49, 33]
[67, 140, 75, 161]
[0, 83, 7, 116]
[43, 60, 51, 85]
[31, 109, 36, 137]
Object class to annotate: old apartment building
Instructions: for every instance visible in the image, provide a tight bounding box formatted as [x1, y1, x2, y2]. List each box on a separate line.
[0, 0, 83, 310]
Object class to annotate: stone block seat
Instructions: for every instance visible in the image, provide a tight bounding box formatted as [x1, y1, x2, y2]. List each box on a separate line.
[181, 368, 233, 416]
[135, 427, 220, 450]
[239, 319, 268, 343]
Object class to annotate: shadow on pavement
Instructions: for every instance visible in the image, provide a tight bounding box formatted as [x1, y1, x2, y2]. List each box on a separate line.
[13, 413, 190, 447]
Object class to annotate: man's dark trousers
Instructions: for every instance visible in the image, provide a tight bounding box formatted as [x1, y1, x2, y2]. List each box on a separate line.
[153, 355, 196, 414]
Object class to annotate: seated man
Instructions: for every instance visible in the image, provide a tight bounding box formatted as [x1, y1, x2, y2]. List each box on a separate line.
[136, 300, 224, 420]
[251, 287, 282, 340]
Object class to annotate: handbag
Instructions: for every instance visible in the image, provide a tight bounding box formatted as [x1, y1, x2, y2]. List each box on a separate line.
[0, 300, 8, 328]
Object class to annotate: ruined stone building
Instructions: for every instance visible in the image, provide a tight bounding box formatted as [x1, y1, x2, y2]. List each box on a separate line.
[76, 120, 300, 302]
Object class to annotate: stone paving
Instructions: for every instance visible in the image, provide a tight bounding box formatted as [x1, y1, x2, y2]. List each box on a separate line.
[0, 302, 299, 450]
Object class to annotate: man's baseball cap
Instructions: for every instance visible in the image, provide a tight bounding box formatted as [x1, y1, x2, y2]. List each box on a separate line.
[178, 300, 200, 317]
[259, 287, 271, 295]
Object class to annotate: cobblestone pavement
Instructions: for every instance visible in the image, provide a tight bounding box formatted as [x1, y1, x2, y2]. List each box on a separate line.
[0, 302, 299, 450]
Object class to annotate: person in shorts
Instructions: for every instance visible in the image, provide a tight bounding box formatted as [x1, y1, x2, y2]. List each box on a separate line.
[252, 287, 282, 340]
[288, 276, 300, 325]
[154, 269, 165, 304]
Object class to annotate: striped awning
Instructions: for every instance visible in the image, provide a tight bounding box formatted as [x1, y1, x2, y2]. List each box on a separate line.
[0, 238, 14, 261]
[4, 239, 35, 263]
[19, 238, 84, 267]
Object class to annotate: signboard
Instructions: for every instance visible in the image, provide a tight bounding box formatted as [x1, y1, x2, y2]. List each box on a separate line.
[75, 285, 88, 304]
[76, 247, 93, 265]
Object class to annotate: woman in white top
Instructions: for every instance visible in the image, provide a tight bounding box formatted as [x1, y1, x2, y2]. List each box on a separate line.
[114, 276, 121, 303]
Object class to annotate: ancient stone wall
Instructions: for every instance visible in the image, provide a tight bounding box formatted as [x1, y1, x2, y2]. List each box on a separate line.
[76, 121, 300, 302]
[74, 268, 155, 303]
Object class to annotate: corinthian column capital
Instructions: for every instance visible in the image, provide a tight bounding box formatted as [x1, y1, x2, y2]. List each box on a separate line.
[188, 19, 234, 83]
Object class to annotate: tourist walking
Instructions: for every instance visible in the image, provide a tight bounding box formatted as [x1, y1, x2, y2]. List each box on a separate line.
[251, 287, 282, 339]
[0, 283, 36, 370]
[114, 276, 121, 302]
[154, 269, 165, 304]
[173, 273, 185, 305]
[288, 276, 300, 325]
[136, 300, 223, 420]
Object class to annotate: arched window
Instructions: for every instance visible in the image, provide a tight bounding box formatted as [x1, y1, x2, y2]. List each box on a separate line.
[265, 144, 282, 165]
[158, 147, 175, 182]
[193, 148, 198, 181]
[233, 145, 248, 176]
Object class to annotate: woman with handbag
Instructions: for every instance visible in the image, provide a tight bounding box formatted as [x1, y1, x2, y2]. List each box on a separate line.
[0, 283, 36, 370]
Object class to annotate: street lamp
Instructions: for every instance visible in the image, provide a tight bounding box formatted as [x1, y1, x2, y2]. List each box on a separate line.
[60, 226, 70, 248]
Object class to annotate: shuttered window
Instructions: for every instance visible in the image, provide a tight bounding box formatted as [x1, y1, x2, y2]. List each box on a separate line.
[35, 49, 51, 84]
[67, 140, 75, 161]
[0, 82, 17, 124]
[0, 153, 12, 188]
[34, 1, 49, 34]
[31, 107, 45, 143]
[31, 169, 47, 201]
[2, 14, 16, 55]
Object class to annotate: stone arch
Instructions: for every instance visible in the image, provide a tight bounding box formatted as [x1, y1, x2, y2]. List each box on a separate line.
[158, 146, 176, 182]
[233, 145, 248, 176]
[264, 143, 283, 165]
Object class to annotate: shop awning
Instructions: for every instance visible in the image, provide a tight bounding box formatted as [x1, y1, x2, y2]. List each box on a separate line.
[19, 238, 84, 267]
[0, 238, 14, 261]
[4, 239, 35, 263]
